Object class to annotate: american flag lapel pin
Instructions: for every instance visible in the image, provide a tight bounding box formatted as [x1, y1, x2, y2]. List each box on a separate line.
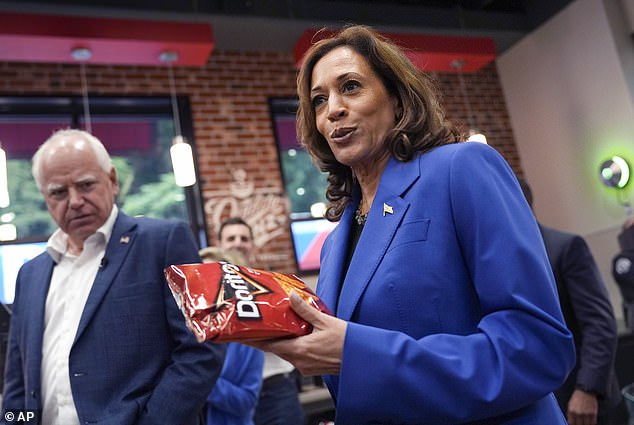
[120, 235, 130, 244]
[383, 203, 394, 216]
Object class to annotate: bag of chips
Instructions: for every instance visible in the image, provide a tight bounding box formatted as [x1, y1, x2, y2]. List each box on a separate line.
[165, 261, 331, 342]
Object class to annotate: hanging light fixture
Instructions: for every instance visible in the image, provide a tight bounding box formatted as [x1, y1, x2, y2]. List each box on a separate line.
[160, 50, 197, 187]
[0, 213, 17, 241]
[71, 47, 93, 133]
[0, 142, 9, 208]
[452, 59, 487, 144]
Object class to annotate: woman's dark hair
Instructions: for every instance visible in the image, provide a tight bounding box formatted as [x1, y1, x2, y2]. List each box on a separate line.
[296, 25, 461, 221]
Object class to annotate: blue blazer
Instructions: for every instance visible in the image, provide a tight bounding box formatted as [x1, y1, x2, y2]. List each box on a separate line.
[2, 212, 226, 425]
[317, 143, 576, 424]
[206, 343, 264, 425]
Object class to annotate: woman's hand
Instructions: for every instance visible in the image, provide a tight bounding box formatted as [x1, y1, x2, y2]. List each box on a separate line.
[249, 291, 347, 376]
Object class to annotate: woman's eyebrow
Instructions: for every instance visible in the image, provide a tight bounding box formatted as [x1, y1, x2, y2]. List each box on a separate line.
[311, 72, 359, 94]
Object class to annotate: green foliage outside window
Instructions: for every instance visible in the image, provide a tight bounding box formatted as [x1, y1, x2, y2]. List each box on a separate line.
[4, 160, 52, 238]
[280, 149, 328, 216]
[5, 154, 186, 241]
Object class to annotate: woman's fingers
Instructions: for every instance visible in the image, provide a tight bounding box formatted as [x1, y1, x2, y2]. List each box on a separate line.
[288, 290, 324, 325]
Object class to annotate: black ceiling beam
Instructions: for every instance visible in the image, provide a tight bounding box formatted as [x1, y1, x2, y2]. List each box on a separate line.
[0, 0, 531, 33]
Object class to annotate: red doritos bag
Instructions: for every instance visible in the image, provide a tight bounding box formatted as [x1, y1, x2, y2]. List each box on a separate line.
[165, 261, 331, 343]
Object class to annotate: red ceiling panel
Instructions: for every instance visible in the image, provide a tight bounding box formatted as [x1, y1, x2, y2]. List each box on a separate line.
[0, 12, 214, 66]
[293, 29, 496, 73]
[0, 120, 153, 158]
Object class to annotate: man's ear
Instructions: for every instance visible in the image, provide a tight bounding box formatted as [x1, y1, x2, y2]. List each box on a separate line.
[110, 167, 120, 195]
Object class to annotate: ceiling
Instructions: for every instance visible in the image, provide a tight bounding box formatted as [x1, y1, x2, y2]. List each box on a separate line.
[0, 0, 575, 56]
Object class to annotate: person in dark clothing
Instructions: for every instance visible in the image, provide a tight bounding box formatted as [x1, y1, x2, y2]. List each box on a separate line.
[612, 217, 634, 331]
[520, 178, 621, 425]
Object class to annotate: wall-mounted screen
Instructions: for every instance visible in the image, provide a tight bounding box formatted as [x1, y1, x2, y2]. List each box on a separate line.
[0, 241, 46, 305]
[290, 218, 338, 272]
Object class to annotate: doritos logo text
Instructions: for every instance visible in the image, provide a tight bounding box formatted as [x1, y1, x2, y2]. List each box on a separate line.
[216, 262, 271, 319]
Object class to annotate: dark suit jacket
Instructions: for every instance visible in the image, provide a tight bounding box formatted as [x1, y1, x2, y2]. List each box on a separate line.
[317, 142, 575, 424]
[539, 224, 621, 412]
[2, 212, 225, 425]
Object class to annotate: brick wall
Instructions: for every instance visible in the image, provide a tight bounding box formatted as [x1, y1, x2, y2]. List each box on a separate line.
[0, 50, 519, 274]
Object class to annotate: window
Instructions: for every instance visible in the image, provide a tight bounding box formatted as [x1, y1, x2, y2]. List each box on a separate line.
[0, 95, 206, 303]
[0, 241, 46, 304]
[269, 97, 336, 273]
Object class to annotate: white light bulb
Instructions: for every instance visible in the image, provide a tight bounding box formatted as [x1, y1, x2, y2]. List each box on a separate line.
[0, 223, 16, 241]
[0, 146, 9, 208]
[310, 202, 327, 218]
[170, 137, 196, 187]
[467, 132, 487, 144]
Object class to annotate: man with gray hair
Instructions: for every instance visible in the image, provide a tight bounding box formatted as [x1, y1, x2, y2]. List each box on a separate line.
[2, 129, 225, 425]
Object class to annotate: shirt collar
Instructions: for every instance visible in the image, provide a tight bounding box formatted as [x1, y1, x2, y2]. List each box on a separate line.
[47, 205, 119, 263]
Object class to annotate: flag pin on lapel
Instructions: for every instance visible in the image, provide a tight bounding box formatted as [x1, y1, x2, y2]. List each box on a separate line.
[383, 203, 394, 216]
[120, 236, 130, 244]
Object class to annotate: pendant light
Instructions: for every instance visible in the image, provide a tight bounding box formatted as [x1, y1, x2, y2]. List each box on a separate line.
[160, 50, 197, 187]
[0, 142, 9, 208]
[71, 47, 93, 133]
[452, 58, 487, 144]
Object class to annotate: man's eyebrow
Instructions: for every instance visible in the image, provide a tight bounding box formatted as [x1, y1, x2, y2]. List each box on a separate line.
[45, 182, 65, 192]
[75, 174, 97, 183]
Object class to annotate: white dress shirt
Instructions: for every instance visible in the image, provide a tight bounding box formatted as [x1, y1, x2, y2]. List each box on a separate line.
[40, 206, 117, 425]
[262, 352, 295, 380]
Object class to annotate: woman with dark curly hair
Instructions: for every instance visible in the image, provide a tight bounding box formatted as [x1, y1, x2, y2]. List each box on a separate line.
[253, 25, 575, 424]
